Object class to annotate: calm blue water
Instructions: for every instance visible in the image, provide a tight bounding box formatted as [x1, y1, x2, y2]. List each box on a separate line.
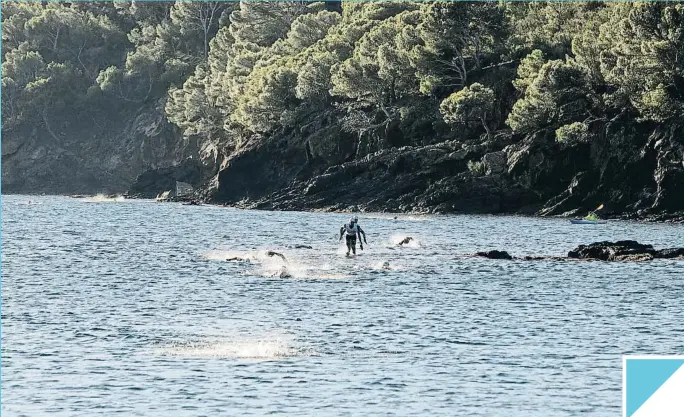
[2, 194, 683, 416]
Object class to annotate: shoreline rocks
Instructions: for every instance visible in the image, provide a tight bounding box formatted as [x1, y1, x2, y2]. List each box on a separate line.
[476, 250, 513, 260]
[474, 241, 684, 262]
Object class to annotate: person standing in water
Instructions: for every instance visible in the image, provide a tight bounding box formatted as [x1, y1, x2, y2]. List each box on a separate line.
[339, 216, 367, 256]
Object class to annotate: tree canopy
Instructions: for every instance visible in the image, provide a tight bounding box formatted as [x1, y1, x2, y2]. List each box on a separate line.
[3, 1, 683, 158]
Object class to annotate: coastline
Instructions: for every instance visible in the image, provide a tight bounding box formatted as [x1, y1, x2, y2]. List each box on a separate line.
[5, 192, 682, 224]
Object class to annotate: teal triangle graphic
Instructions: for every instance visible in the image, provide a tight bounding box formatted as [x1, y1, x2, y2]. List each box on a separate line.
[626, 358, 684, 417]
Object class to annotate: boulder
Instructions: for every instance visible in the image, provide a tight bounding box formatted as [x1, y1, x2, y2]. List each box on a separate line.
[655, 248, 684, 259]
[567, 240, 657, 261]
[473, 241, 683, 262]
[476, 250, 513, 260]
[482, 151, 506, 175]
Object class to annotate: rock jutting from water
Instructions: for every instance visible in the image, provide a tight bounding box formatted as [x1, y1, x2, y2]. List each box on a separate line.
[567, 240, 684, 261]
[476, 250, 514, 260]
[473, 241, 684, 262]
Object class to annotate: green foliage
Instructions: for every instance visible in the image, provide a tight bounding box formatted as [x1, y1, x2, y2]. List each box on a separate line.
[228, 1, 310, 48]
[165, 66, 221, 139]
[440, 83, 495, 137]
[600, 3, 684, 122]
[507, 59, 595, 133]
[286, 10, 340, 50]
[414, 2, 508, 95]
[3, 0, 684, 167]
[234, 64, 300, 133]
[555, 122, 591, 144]
[507, 2, 604, 57]
[467, 160, 486, 176]
[512, 49, 546, 92]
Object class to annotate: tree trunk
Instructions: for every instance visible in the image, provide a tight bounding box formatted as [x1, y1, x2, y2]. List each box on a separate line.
[481, 113, 491, 140]
[305, 140, 315, 165]
[42, 106, 61, 142]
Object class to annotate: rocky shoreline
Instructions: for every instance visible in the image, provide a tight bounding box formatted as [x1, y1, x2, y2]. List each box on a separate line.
[117, 191, 684, 224]
[120, 135, 684, 223]
[120, 111, 684, 223]
[475, 241, 684, 262]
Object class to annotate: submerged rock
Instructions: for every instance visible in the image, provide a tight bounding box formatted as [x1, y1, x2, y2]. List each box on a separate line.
[127, 159, 203, 199]
[471, 241, 684, 262]
[655, 248, 684, 259]
[567, 240, 657, 261]
[476, 250, 513, 260]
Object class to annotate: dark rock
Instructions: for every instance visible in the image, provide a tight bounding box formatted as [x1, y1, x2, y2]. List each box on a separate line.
[567, 240, 657, 261]
[655, 248, 684, 259]
[127, 159, 202, 199]
[522, 256, 549, 261]
[615, 253, 654, 262]
[482, 151, 507, 175]
[3, 97, 189, 195]
[467, 241, 682, 262]
[200, 130, 538, 215]
[476, 250, 513, 260]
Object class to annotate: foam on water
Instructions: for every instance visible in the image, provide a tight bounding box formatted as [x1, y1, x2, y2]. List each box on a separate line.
[153, 337, 312, 361]
[258, 252, 312, 279]
[388, 234, 421, 248]
[370, 260, 407, 271]
[201, 250, 259, 262]
[84, 194, 125, 203]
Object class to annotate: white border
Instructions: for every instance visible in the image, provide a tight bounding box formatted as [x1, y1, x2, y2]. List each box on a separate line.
[622, 355, 684, 417]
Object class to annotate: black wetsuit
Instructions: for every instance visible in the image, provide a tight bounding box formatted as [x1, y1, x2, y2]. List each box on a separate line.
[339, 222, 366, 255]
[346, 234, 357, 251]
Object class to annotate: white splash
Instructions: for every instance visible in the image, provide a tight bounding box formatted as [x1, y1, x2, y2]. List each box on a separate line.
[204, 248, 352, 279]
[370, 260, 407, 271]
[389, 234, 421, 248]
[84, 194, 125, 203]
[259, 252, 306, 279]
[201, 250, 259, 262]
[153, 337, 312, 361]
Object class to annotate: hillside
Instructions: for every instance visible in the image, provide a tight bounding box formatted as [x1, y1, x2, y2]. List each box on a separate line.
[3, 1, 683, 219]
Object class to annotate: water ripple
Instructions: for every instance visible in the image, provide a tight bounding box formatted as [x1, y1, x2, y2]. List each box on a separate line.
[2, 195, 683, 416]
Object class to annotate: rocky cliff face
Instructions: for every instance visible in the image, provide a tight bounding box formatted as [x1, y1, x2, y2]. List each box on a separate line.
[7, 94, 681, 223]
[1, 98, 189, 195]
[179, 115, 683, 220]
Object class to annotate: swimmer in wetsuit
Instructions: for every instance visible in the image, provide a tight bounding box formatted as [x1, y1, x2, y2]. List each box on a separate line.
[339, 216, 367, 256]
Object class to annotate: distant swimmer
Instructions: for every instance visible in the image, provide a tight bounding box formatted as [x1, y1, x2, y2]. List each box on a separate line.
[397, 237, 413, 246]
[226, 256, 252, 262]
[266, 251, 288, 264]
[382, 261, 391, 270]
[266, 251, 292, 277]
[339, 216, 367, 256]
[276, 265, 292, 278]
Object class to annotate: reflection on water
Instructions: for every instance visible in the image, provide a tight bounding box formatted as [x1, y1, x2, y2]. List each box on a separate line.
[2, 195, 683, 417]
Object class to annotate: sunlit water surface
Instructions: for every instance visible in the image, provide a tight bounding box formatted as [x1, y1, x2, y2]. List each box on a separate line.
[2, 195, 683, 416]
